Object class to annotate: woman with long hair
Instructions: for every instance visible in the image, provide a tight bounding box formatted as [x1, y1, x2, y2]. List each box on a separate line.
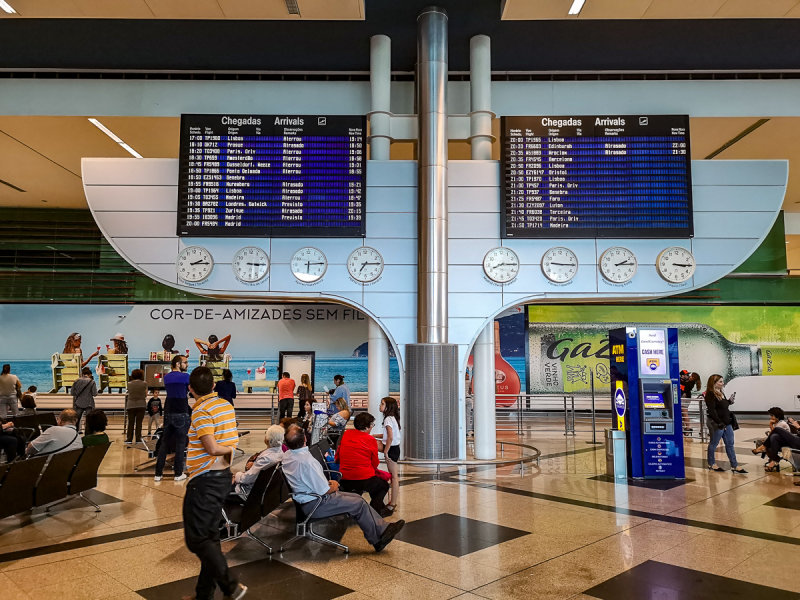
[704, 374, 746, 473]
[194, 333, 231, 362]
[296, 373, 313, 419]
[377, 396, 401, 512]
[62, 332, 99, 368]
[0, 364, 21, 420]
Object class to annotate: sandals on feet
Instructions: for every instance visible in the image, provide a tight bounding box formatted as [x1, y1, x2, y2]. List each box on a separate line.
[764, 464, 780, 472]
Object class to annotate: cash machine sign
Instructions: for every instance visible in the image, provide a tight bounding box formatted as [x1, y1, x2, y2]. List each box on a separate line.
[614, 387, 626, 418]
[647, 358, 660, 371]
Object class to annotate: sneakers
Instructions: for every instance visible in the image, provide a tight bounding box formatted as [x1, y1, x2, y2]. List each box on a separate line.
[374, 519, 405, 553]
[224, 583, 248, 600]
[174, 474, 187, 482]
[154, 475, 163, 482]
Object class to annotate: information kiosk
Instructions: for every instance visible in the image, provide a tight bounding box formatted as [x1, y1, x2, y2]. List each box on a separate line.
[609, 326, 684, 480]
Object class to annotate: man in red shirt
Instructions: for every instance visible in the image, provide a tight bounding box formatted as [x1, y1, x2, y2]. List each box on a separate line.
[337, 412, 391, 517]
[277, 372, 296, 420]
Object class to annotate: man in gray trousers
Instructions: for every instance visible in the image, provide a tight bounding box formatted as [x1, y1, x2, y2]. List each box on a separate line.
[281, 425, 404, 552]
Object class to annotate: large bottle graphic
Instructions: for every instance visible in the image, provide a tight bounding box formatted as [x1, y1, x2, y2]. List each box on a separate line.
[466, 321, 522, 407]
[529, 322, 800, 394]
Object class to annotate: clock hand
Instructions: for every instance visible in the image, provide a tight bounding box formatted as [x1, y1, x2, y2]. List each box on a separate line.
[672, 263, 693, 267]
[190, 260, 209, 266]
[246, 262, 266, 266]
[615, 260, 633, 266]
[494, 262, 518, 268]
[549, 262, 575, 266]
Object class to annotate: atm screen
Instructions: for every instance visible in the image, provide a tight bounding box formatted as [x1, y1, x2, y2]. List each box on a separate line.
[643, 392, 665, 409]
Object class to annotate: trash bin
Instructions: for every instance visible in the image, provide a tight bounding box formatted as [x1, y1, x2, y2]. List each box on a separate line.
[605, 429, 627, 480]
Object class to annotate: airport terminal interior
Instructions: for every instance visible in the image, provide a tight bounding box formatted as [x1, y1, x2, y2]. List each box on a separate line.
[3, 2, 800, 599]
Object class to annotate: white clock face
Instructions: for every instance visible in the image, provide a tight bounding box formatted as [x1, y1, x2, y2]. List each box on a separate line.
[541, 247, 578, 283]
[599, 246, 637, 283]
[176, 246, 214, 283]
[657, 246, 696, 283]
[232, 246, 270, 283]
[291, 247, 328, 283]
[347, 247, 384, 283]
[483, 247, 520, 284]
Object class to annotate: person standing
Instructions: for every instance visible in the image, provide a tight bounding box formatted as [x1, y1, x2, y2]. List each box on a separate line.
[296, 373, 313, 419]
[0, 364, 21, 420]
[704, 374, 747, 474]
[679, 370, 701, 436]
[214, 369, 237, 406]
[328, 374, 351, 409]
[277, 372, 296, 420]
[146, 389, 163, 435]
[183, 366, 246, 600]
[125, 369, 148, 443]
[155, 354, 191, 482]
[377, 396, 401, 512]
[71, 367, 97, 433]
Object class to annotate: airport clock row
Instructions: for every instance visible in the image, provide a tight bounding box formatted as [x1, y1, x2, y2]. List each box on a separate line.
[482, 246, 696, 285]
[175, 245, 385, 284]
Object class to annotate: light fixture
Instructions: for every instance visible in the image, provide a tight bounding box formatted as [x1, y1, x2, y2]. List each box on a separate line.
[0, 1, 17, 14]
[568, 0, 586, 15]
[88, 118, 143, 158]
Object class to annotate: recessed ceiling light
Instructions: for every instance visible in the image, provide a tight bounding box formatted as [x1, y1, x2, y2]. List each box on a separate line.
[88, 117, 143, 159]
[0, 1, 17, 14]
[568, 0, 586, 15]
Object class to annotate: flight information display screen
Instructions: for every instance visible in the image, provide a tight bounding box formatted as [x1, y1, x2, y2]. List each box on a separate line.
[177, 114, 366, 237]
[501, 115, 693, 238]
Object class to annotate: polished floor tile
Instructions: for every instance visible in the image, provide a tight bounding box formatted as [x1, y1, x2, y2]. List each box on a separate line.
[137, 556, 353, 600]
[395, 513, 529, 557]
[584, 559, 799, 599]
[764, 492, 800, 510]
[589, 474, 694, 490]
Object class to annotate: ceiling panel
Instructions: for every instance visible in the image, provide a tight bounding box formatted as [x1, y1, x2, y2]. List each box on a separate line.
[502, 0, 577, 20]
[710, 117, 800, 209]
[715, 0, 800, 18]
[143, 0, 224, 19]
[99, 117, 180, 158]
[217, 0, 300, 20]
[5, 0, 84, 17]
[643, 0, 728, 19]
[578, 0, 652, 19]
[73, 0, 154, 18]
[300, 0, 363, 20]
[687, 117, 760, 160]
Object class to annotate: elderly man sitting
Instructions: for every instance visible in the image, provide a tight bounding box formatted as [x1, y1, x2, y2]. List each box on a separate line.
[27, 409, 83, 456]
[232, 424, 285, 500]
[281, 424, 405, 552]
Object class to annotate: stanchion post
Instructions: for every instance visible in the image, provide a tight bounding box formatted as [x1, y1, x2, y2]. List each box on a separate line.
[563, 395, 569, 436]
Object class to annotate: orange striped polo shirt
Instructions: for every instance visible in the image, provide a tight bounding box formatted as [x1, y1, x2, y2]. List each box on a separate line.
[186, 392, 239, 480]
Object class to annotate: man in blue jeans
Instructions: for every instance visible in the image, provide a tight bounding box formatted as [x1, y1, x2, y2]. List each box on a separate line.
[155, 354, 191, 482]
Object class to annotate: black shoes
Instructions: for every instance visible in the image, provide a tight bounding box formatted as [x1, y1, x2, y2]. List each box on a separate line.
[378, 507, 394, 518]
[224, 583, 248, 600]
[374, 520, 405, 553]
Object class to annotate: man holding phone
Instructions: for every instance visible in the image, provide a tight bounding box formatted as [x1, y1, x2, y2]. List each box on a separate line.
[182, 366, 247, 600]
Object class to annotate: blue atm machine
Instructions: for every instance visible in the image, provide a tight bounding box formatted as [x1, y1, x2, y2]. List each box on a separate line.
[609, 326, 685, 480]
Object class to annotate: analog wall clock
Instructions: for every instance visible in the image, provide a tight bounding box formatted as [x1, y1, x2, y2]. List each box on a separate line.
[347, 246, 384, 283]
[541, 246, 578, 283]
[656, 246, 696, 283]
[290, 247, 327, 283]
[599, 246, 637, 283]
[483, 247, 520, 284]
[176, 246, 214, 283]
[232, 246, 270, 283]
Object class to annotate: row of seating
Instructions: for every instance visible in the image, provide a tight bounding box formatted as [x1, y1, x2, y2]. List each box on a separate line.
[12, 413, 58, 441]
[221, 438, 349, 554]
[0, 442, 111, 520]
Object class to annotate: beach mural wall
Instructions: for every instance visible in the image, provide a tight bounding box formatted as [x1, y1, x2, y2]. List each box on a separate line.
[527, 304, 800, 412]
[0, 303, 399, 393]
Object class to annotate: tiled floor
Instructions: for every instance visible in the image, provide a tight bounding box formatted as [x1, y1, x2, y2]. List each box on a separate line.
[1, 421, 800, 599]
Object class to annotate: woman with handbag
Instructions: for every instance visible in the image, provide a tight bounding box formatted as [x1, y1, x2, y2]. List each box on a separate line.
[704, 374, 747, 474]
[71, 367, 98, 434]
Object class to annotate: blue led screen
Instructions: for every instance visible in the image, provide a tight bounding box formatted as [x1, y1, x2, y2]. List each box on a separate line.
[177, 114, 366, 237]
[501, 115, 693, 238]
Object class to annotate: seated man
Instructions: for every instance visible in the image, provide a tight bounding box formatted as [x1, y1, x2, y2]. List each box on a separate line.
[338, 412, 391, 517]
[0, 420, 24, 462]
[281, 424, 405, 552]
[232, 424, 285, 500]
[27, 409, 83, 456]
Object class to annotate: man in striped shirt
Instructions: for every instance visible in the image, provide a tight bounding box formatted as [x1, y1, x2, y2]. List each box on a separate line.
[182, 366, 246, 600]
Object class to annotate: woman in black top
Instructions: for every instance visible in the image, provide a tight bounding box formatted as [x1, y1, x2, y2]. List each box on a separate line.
[705, 374, 746, 473]
[214, 369, 237, 405]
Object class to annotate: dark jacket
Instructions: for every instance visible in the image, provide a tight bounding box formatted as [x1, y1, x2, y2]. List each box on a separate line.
[705, 393, 733, 428]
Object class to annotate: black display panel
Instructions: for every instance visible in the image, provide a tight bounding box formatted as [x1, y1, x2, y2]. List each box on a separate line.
[177, 114, 366, 237]
[501, 115, 693, 238]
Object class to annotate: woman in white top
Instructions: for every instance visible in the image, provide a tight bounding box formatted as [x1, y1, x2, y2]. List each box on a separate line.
[376, 396, 401, 512]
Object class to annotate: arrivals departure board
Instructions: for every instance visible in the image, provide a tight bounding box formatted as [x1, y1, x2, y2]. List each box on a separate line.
[177, 114, 366, 237]
[501, 115, 693, 238]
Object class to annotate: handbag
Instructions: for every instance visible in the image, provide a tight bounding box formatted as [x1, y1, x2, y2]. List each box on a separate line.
[730, 412, 740, 431]
[376, 469, 392, 482]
